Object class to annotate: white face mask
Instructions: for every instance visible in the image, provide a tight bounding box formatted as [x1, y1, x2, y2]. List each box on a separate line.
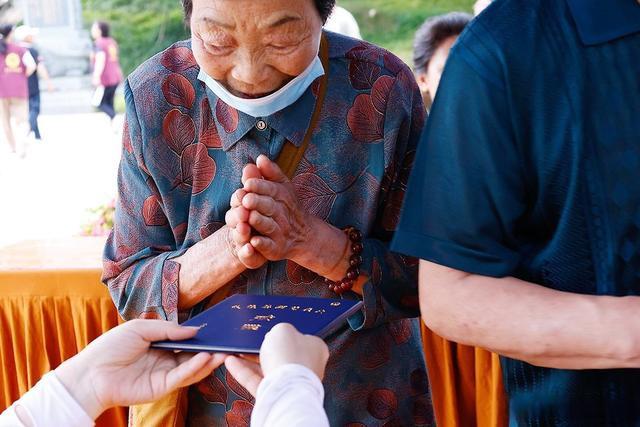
[198, 56, 325, 118]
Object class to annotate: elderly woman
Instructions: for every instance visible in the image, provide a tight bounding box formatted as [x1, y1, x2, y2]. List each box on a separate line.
[103, 0, 430, 424]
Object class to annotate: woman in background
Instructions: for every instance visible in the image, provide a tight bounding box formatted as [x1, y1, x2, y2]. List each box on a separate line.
[412, 12, 508, 427]
[91, 21, 123, 124]
[0, 24, 36, 157]
[413, 12, 470, 109]
[14, 25, 55, 143]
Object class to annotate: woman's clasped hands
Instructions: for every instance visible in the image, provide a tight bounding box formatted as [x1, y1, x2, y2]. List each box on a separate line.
[225, 154, 313, 269]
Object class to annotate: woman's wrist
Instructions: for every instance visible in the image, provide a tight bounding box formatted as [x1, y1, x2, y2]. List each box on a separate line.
[55, 354, 105, 420]
[176, 226, 246, 310]
[291, 216, 350, 281]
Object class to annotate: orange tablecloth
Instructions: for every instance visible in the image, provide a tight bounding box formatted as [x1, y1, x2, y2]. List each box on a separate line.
[0, 237, 127, 427]
[422, 323, 508, 426]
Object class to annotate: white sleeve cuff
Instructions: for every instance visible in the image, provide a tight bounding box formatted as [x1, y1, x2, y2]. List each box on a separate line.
[0, 372, 94, 427]
[251, 364, 329, 427]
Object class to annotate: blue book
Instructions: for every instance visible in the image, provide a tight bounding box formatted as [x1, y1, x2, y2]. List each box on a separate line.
[151, 294, 362, 354]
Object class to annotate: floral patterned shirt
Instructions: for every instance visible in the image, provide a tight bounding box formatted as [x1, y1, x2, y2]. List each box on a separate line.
[103, 31, 432, 426]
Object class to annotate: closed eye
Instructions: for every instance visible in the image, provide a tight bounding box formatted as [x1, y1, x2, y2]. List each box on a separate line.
[205, 44, 233, 55]
[268, 44, 296, 53]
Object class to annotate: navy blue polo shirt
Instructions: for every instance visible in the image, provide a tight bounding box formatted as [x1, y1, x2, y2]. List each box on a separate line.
[392, 0, 640, 425]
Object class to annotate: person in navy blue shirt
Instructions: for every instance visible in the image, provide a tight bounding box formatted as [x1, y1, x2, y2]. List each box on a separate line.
[392, 0, 640, 425]
[14, 25, 53, 142]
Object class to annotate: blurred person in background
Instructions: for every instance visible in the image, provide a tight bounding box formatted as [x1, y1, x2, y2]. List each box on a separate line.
[0, 24, 36, 157]
[323, 1, 362, 39]
[90, 21, 123, 126]
[473, 0, 493, 16]
[413, 12, 471, 109]
[14, 25, 54, 142]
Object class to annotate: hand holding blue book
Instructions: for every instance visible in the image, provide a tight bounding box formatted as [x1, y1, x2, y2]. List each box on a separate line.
[151, 294, 362, 354]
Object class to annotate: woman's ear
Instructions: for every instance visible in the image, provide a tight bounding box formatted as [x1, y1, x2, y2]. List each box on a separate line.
[415, 72, 432, 108]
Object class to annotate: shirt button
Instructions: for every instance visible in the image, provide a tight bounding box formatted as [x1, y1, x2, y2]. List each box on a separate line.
[256, 120, 267, 131]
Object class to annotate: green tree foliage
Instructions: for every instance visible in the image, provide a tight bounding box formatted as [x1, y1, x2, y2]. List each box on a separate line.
[82, 0, 188, 75]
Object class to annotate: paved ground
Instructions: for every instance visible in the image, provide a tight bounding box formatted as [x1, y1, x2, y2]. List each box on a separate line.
[0, 112, 123, 248]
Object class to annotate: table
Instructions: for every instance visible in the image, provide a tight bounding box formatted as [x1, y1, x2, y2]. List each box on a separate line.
[0, 237, 127, 426]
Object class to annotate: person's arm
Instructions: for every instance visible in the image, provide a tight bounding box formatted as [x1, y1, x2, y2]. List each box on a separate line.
[251, 364, 329, 427]
[171, 226, 251, 310]
[22, 51, 36, 77]
[224, 323, 330, 427]
[0, 372, 94, 427]
[37, 62, 54, 92]
[103, 80, 253, 319]
[92, 51, 106, 86]
[420, 261, 640, 369]
[0, 320, 224, 426]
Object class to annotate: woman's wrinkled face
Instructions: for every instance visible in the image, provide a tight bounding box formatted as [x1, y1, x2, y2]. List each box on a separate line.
[191, 0, 323, 98]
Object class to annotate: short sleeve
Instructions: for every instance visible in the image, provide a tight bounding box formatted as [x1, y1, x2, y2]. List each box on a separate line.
[22, 50, 36, 69]
[391, 31, 528, 278]
[96, 39, 108, 54]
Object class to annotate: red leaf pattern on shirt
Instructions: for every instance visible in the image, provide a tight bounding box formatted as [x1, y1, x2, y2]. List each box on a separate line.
[216, 99, 239, 133]
[163, 109, 195, 155]
[293, 172, 337, 220]
[200, 97, 222, 148]
[160, 46, 197, 73]
[368, 389, 398, 420]
[162, 73, 195, 109]
[142, 195, 168, 226]
[180, 143, 216, 194]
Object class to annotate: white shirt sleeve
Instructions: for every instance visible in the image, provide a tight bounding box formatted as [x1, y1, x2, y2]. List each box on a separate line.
[22, 51, 36, 70]
[0, 372, 94, 427]
[250, 364, 330, 427]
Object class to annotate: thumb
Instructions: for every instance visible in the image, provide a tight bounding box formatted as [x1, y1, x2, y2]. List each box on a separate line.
[242, 162, 262, 186]
[224, 355, 263, 397]
[166, 353, 226, 391]
[256, 154, 288, 184]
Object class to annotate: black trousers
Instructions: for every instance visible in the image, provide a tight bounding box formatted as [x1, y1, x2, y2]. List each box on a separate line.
[98, 84, 118, 120]
[28, 93, 41, 139]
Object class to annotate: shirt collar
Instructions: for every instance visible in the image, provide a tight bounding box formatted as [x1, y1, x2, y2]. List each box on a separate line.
[204, 77, 320, 152]
[567, 0, 640, 45]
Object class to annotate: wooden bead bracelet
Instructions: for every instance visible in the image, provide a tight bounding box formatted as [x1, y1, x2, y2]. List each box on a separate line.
[325, 226, 363, 295]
